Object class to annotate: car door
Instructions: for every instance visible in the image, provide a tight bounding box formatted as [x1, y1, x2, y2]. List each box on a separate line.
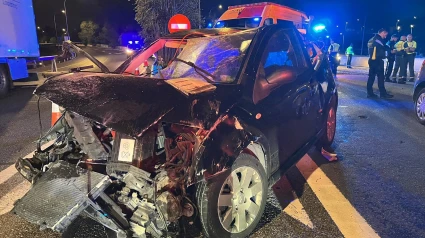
[250, 28, 320, 173]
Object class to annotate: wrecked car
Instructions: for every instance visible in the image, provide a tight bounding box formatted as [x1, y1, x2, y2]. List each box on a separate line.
[14, 22, 337, 238]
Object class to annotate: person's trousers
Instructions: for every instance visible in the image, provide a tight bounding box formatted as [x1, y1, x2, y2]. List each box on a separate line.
[407, 53, 416, 80]
[385, 58, 395, 80]
[329, 53, 338, 75]
[393, 55, 407, 81]
[347, 54, 353, 67]
[368, 59, 387, 95]
[392, 56, 401, 80]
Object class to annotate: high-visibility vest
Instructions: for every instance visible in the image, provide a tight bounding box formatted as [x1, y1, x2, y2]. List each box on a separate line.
[404, 41, 417, 55]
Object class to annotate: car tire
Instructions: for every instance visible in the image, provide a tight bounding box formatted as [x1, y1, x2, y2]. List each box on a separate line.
[0, 65, 11, 98]
[197, 153, 267, 238]
[317, 94, 337, 151]
[414, 88, 425, 125]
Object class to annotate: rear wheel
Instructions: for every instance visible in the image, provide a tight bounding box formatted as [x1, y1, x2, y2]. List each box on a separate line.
[317, 95, 337, 150]
[0, 65, 11, 98]
[197, 154, 267, 238]
[415, 88, 425, 125]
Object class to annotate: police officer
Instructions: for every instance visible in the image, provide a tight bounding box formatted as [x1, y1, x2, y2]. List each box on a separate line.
[405, 34, 417, 82]
[345, 43, 354, 68]
[385, 34, 398, 82]
[328, 39, 340, 77]
[367, 29, 394, 99]
[392, 35, 407, 84]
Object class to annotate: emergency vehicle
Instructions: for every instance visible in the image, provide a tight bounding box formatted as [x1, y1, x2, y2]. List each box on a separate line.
[215, 2, 310, 33]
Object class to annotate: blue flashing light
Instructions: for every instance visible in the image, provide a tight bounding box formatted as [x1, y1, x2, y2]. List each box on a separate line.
[135, 41, 139, 44]
[216, 21, 222, 25]
[7, 49, 11, 52]
[208, 23, 212, 28]
[128, 41, 133, 44]
[326, 35, 330, 38]
[254, 17, 260, 22]
[313, 24, 326, 32]
[12, 49, 16, 52]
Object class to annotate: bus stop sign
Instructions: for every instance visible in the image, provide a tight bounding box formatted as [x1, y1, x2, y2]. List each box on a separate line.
[168, 14, 191, 33]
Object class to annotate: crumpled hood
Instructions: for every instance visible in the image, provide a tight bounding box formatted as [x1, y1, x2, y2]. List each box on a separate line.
[35, 72, 221, 137]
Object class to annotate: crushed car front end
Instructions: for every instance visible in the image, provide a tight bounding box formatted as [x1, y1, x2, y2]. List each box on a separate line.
[13, 28, 260, 238]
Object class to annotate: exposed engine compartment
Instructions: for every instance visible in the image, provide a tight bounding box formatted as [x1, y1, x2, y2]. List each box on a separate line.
[14, 111, 206, 238]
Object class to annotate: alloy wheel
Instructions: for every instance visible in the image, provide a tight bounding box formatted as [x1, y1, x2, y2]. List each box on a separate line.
[217, 166, 264, 233]
[416, 92, 425, 120]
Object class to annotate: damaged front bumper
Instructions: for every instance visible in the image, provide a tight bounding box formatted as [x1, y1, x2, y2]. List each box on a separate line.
[13, 161, 126, 236]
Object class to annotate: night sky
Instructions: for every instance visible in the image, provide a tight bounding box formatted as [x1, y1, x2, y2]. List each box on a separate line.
[34, 0, 425, 51]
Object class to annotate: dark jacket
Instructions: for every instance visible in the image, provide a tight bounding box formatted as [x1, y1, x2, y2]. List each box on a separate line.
[386, 40, 397, 60]
[368, 34, 386, 61]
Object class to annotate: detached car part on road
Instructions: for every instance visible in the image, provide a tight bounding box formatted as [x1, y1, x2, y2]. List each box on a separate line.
[14, 23, 337, 238]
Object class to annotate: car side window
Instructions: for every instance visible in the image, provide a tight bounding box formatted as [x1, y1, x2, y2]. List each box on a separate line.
[253, 30, 299, 104]
[264, 18, 274, 26]
[260, 30, 298, 80]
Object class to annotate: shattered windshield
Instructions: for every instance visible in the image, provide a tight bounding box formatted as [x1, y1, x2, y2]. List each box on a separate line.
[159, 29, 256, 83]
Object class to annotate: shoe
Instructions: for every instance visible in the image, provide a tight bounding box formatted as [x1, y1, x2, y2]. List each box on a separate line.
[398, 80, 406, 84]
[367, 93, 379, 98]
[380, 94, 394, 99]
[409, 78, 414, 82]
[392, 80, 398, 83]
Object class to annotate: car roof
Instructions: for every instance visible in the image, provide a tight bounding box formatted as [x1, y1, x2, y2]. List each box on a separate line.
[161, 28, 255, 39]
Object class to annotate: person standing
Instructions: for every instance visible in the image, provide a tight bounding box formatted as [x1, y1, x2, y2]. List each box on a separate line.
[385, 34, 398, 82]
[328, 39, 340, 77]
[345, 43, 354, 68]
[392, 35, 407, 84]
[367, 29, 394, 99]
[404, 34, 417, 82]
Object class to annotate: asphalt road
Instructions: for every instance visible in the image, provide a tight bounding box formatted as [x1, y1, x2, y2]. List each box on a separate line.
[1, 65, 425, 238]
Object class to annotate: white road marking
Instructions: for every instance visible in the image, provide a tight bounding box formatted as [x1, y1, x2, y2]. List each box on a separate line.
[0, 165, 18, 185]
[0, 180, 31, 215]
[274, 176, 314, 228]
[296, 155, 380, 238]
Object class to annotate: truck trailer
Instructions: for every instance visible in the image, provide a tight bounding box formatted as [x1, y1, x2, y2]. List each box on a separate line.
[0, 0, 39, 97]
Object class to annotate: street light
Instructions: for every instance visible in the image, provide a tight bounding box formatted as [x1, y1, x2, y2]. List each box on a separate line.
[62, 28, 66, 32]
[37, 26, 41, 30]
[411, 24, 414, 34]
[396, 19, 400, 28]
[414, 16, 417, 19]
[64, 0, 70, 39]
[218, 4, 223, 9]
[397, 26, 401, 32]
[62, 10, 65, 14]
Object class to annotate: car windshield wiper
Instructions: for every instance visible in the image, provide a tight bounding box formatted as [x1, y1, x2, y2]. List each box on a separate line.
[174, 58, 216, 83]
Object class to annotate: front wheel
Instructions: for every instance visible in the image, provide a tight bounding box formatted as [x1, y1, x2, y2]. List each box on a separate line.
[197, 154, 267, 238]
[415, 88, 425, 125]
[0, 65, 11, 98]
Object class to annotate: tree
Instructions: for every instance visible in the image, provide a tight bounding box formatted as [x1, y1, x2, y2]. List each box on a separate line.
[98, 23, 120, 48]
[135, 0, 202, 43]
[78, 21, 99, 46]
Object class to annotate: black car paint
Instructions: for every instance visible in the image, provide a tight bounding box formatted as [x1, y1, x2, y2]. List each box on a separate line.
[35, 23, 337, 185]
